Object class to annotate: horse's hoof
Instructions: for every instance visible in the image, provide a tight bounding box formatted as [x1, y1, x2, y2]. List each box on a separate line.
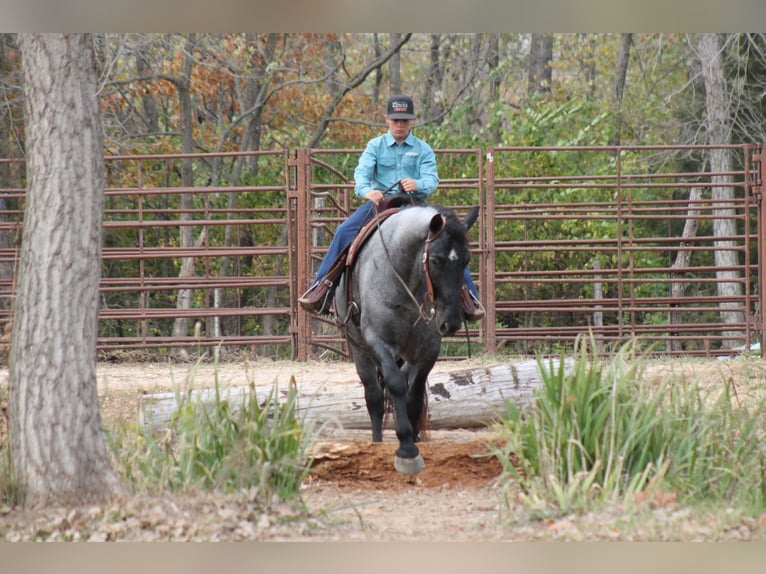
[394, 453, 424, 475]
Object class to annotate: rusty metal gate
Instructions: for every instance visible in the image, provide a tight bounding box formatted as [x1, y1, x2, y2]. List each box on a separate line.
[295, 144, 763, 360]
[483, 145, 762, 358]
[0, 144, 762, 360]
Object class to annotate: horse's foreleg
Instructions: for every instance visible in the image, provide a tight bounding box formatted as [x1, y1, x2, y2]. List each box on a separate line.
[362, 379, 384, 443]
[379, 360, 424, 475]
[406, 377, 427, 443]
[403, 357, 437, 443]
[356, 360, 385, 442]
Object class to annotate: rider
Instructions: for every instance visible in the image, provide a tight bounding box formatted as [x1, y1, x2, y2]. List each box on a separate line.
[298, 94, 485, 322]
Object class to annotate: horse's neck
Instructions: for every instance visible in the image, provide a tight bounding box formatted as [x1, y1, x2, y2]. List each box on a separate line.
[385, 207, 437, 246]
[378, 209, 435, 286]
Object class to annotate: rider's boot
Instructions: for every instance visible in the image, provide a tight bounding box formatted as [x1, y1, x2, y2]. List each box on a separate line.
[461, 284, 485, 322]
[298, 252, 347, 315]
[298, 279, 337, 315]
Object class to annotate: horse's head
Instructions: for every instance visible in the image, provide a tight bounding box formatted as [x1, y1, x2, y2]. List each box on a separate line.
[424, 205, 479, 336]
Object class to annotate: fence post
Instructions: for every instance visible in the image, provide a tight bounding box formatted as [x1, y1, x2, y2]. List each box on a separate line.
[289, 148, 312, 360]
[483, 149, 497, 353]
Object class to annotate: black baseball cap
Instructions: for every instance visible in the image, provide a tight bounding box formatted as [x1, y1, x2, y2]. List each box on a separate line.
[385, 94, 416, 120]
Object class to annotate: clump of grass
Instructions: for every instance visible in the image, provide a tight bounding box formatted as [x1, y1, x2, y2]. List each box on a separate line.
[493, 334, 766, 519]
[108, 372, 312, 503]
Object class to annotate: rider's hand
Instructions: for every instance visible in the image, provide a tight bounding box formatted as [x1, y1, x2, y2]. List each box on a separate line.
[399, 178, 417, 193]
[365, 189, 385, 205]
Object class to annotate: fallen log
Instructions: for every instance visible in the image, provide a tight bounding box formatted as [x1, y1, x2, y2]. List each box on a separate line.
[138, 357, 573, 432]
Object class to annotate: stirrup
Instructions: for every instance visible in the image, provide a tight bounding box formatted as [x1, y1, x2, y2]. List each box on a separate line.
[298, 279, 335, 314]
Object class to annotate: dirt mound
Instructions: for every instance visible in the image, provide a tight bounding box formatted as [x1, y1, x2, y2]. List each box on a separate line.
[308, 438, 506, 490]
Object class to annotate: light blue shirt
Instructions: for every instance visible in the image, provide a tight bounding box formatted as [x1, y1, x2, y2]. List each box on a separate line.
[354, 131, 439, 200]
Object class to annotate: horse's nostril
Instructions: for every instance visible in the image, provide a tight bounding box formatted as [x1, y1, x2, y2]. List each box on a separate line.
[440, 321, 459, 336]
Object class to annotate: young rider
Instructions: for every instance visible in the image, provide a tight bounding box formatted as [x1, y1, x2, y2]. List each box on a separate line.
[298, 94, 485, 322]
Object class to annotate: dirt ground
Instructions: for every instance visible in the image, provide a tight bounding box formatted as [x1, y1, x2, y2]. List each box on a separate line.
[2, 356, 766, 541]
[94, 358, 514, 541]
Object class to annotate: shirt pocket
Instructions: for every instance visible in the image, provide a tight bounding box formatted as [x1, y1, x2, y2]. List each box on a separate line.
[401, 151, 420, 172]
[377, 157, 397, 171]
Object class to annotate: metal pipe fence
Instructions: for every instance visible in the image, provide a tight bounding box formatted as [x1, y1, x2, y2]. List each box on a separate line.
[0, 144, 761, 360]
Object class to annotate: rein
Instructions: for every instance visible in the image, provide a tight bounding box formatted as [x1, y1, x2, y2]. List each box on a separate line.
[421, 215, 447, 318]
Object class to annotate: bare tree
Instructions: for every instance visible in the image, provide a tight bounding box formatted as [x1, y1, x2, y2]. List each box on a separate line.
[669, 186, 703, 352]
[527, 33, 553, 96]
[725, 34, 766, 144]
[389, 33, 402, 95]
[694, 33, 745, 346]
[214, 33, 280, 342]
[372, 34, 383, 104]
[487, 33, 502, 142]
[306, 33, 412, 148]
[578, 33, 598, 98]
[10, 33, 123, 506]
[134, 49, 160, 134]
[171, 34, 199, 344]
[610, 33, 633, 147]
[424, 34, 446, 122]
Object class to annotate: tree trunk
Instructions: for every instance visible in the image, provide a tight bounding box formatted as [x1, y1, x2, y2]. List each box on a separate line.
[696, 33, 745, 347]
[389, 33, 402, 95]
[611, 33, 633, 147]
[488, 33, 502, 142]
[212, 33, 276, 349]
[11, 33, 123, 506]
[592, 259, 604, 352]
[372, 34, 383, 104]
[135, 52, 160, 134]
[579, 33, 598, 98]
[139, 359, 572, 431]
[424, 34, 445, 122]
[527, 33, 553, 96]
[172, 35, 197, 345]
[669, 186, 703, 352]
[323, 35, 343, 96]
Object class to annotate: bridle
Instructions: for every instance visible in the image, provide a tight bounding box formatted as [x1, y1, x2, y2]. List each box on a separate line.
[420, 214, 447, 320]
[370, 181, 448, 325]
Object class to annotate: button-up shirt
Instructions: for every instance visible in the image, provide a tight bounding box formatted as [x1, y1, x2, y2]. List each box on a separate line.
[354, 131, 439, 200]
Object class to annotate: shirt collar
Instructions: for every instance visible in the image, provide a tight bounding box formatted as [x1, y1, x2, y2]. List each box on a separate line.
[384, 130, 414, 146]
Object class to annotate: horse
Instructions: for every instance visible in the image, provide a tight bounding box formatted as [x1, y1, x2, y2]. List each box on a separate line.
[334, 201, 479, 475]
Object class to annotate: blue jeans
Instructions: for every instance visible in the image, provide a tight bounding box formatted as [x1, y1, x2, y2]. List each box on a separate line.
[312, 201, 479, 298]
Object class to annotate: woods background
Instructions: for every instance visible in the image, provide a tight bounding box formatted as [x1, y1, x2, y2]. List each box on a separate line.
[0, 33, 764, 360]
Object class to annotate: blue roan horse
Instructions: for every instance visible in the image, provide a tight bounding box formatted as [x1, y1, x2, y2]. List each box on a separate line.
[335, 203, 479, 475]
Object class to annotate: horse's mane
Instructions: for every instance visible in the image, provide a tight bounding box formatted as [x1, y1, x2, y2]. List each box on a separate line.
[387, 204, 463, 239]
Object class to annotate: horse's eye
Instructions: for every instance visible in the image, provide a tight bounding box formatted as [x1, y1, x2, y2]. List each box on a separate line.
[430, 255, 444, 266]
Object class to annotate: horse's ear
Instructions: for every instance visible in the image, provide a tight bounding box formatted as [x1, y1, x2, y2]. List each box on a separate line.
[463, 206, 479, 231]
[429, 213, 445, 235]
